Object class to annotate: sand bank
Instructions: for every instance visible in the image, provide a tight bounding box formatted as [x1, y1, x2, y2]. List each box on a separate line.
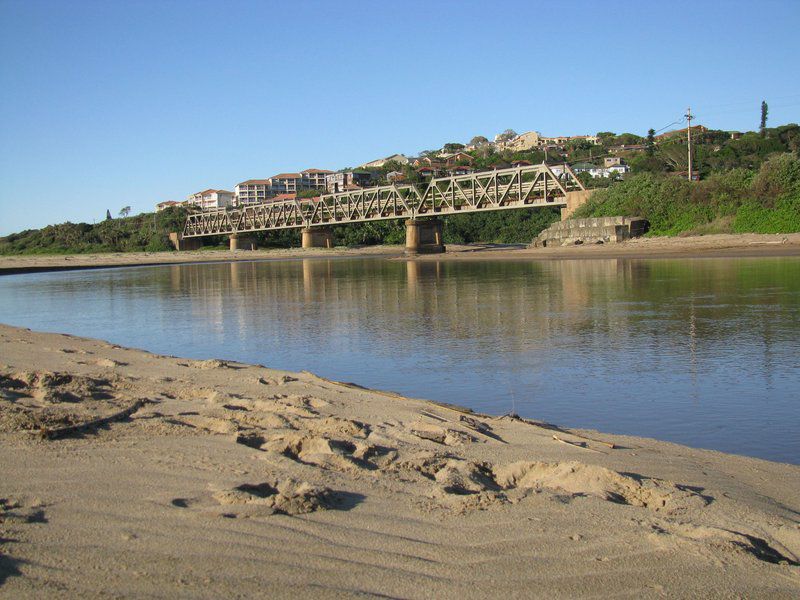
[1, 233, 799, 276]
[1, 324, 798, 597]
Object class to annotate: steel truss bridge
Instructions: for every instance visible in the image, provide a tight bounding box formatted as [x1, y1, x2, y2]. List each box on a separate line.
[182, 163, 585, 238]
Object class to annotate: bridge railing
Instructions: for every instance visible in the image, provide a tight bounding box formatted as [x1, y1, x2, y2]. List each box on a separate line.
[182, 163, 584, 238]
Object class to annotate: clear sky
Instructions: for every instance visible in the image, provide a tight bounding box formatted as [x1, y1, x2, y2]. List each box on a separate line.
[1, 0, 799, 235]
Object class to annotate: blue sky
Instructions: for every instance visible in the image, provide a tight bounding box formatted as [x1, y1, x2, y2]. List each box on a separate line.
[1, 0, 799, 235]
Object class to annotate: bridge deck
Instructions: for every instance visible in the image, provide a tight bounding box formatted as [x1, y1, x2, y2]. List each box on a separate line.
[183, 163, 584, 238]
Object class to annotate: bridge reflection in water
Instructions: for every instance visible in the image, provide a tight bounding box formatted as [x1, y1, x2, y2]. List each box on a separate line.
[1, 254, 798, 461]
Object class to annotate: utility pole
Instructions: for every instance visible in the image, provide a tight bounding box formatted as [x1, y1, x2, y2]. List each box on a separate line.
[685, 107, 693, 181]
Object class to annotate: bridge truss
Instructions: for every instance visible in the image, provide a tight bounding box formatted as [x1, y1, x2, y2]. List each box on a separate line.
[182, 163, 584, 238]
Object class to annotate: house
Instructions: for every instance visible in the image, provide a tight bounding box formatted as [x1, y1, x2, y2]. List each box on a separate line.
[301, 168, 334, 190]
[413, 156, 441, 168]
[605, 164, 630, 176]
[570, 161, 629, 178]
[155, 200, 181, 212]
[497, 131, 542, 151]
[269, 173, 303, 195]
[604, 157, 622, 167]
[447, 165, 474, 176]
[417, 166, 443, 178]
[656, 125, 708, 141]
[386, 171, 405, 183]
[570, 162, 605, 178]
[359, 154, 409, 169]
[609, 144, 648, 154]
[325, 170, 374, 193]
[440, 151, 475, 166]
[235, 179, 272, 205]
[567, 135, 601, 145]
[186, 189, 234, 210]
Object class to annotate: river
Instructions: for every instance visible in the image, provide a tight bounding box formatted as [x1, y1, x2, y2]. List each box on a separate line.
[1, 256, 798, 463]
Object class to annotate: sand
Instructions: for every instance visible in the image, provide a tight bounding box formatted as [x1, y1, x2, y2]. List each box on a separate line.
[1, 324, 798, 598]
[1, 232, 800, 276]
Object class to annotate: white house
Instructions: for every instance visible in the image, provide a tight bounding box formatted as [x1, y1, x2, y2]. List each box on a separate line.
[359, 154, 409, 169]
[186, 189, 234, 210]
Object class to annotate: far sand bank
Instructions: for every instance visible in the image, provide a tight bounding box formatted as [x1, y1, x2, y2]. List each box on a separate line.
[1, 233, 799, 276]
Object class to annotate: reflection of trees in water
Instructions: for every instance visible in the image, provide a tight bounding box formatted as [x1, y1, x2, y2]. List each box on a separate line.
[164, 257, 799, 380]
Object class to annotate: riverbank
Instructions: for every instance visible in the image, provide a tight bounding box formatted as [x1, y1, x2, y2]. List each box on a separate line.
[1, 233, 799, 275]
[1, 325, 798, 597]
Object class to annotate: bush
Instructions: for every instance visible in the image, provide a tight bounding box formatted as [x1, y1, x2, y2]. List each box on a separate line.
[573, 153, 800, 235]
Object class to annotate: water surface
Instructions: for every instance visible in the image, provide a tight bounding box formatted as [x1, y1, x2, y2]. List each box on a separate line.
[1, 256, 798, 463]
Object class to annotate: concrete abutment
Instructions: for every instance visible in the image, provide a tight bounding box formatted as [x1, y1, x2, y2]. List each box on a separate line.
[169, 232, 202, 251]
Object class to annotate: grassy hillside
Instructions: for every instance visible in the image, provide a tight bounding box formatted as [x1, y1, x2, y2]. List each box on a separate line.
[572, 153, 800, 235]
[0, 207, 188, 255]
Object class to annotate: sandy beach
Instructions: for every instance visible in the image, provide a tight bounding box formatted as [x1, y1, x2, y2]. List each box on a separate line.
[1, 323, 798, 598]
[1, 232, 800, 276]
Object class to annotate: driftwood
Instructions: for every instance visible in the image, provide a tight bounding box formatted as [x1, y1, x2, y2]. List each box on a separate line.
[552, 434, 606, 454]
[36, 399, 148, 440]
[409, 428, 447, 444]
[419, 410, 449, 423]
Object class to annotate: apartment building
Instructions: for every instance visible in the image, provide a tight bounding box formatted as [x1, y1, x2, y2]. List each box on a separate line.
[234, 179, 272, 205]
[301, 168, 334, 190]
[186, 189, 234, 210]
[155, 200, 183, 211]
[269, 173, 303, 195]
[325, 170, 374, 193]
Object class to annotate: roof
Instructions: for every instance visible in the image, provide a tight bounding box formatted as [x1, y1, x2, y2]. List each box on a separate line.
[237, 179, 271, 186]
[271, 193, 297, 201]
[571, 162, 598, 169]
[302, 168, 334, 174]
[656, 125, 708, 140]
[271, 173, 302, 180]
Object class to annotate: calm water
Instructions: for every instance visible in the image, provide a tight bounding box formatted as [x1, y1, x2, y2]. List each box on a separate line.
[1, 256, 798, 463]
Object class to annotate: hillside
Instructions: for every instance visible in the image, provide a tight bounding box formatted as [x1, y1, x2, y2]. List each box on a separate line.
[0, 207, 188, 255]
[2, 124, 799, 255]
[572, 153, 800, 236]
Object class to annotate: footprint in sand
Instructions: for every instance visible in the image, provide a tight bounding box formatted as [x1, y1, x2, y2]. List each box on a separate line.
[170, 478, 336, 517]
[492, 461, 710, 514]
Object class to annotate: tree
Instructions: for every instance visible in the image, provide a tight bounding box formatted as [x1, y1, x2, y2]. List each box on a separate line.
[469, 135, 489, 146]
[443, 142, 465, 153]
[106, 209, 112, 221]
[119, 206, 131, 218]
[760, 100, 769, 137]
[646, 128, 656, 156]
[496, 129, 518, 143]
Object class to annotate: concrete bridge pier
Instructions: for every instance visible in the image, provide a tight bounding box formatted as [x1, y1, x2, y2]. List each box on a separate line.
[405, 218, 445, 255]
[169, 232, 201, 251]
[229, 234, 257, 251]
[301, 227, 334, 249]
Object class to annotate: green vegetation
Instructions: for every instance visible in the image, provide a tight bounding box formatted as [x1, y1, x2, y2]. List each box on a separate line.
[573, 153, 800, 235]
[0, 207, 188, 254]
[4, 121, 799, 255]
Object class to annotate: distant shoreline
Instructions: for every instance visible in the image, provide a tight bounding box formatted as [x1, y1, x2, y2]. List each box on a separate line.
[1, 232, 799, 276]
